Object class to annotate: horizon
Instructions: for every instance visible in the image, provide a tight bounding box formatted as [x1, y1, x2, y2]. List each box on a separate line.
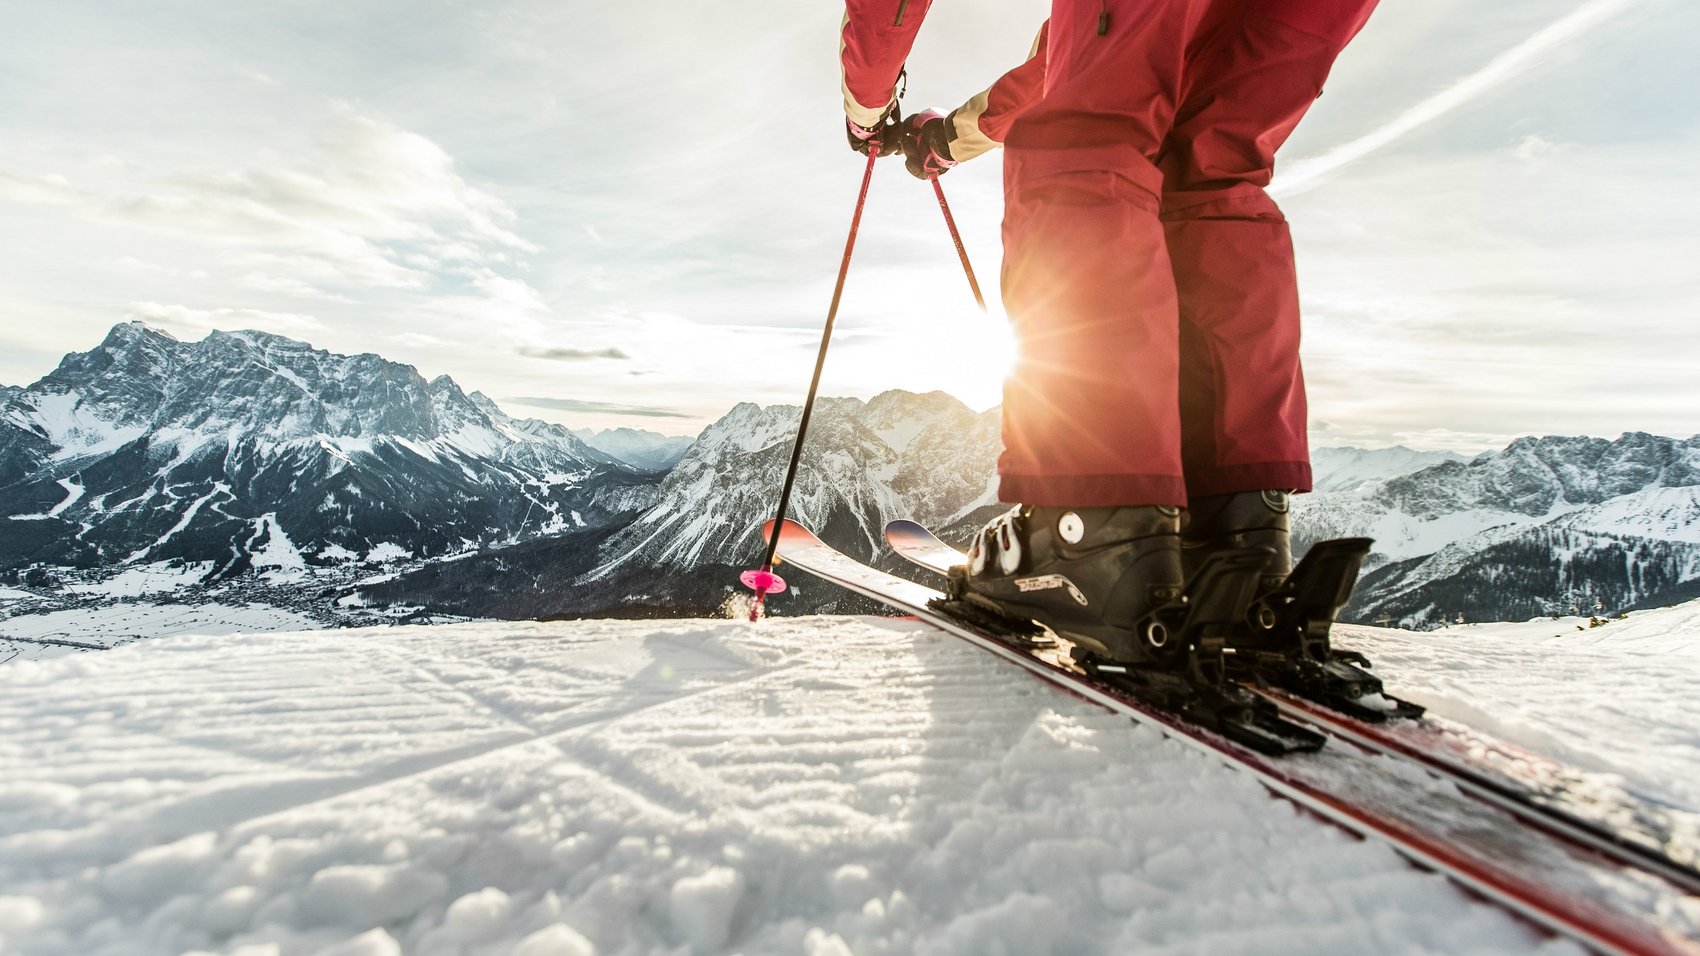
[10, 317, 1700, 456]
[3, 0, 1697, 446]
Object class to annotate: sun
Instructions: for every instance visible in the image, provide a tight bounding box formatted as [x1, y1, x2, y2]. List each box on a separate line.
[927, 306, 1017, 409]
[850, 300, 1016, 410]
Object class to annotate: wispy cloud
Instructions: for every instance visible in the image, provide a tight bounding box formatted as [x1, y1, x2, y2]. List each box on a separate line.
[3, 105, 535, 302]
[1275, 0, 1651, 197]
[0, 170, 83, 208]
[518, 346, 632, 362]
[127, 301, 323, 337]
[507, 396, 692, 419]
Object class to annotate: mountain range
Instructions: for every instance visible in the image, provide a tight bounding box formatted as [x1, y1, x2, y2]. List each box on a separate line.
[0, 323, 658, 579]
[4, 324, 1697, 628]
[572, 427, 694, 472]
[1296, 434, 1700, 624]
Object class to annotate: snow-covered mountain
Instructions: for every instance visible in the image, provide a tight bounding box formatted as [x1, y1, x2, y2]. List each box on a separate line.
[1309, 445, 1465, 492]
[9, 327, 1695, 628]
[571, 427, 695, 472]
[366, 387, 1700, 625]
[595, 390, 999, 574]
[1296, 433, 1700, 625]
[0, 323, 661, 577]
[367, 391, 1003, 618]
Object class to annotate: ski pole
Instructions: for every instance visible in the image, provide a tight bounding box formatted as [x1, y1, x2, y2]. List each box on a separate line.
[930, 174, 985, 311]
[743, 143, 882, 621]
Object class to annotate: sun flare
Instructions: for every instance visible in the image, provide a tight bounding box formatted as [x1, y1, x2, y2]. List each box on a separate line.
[833, 295, 1017, 412]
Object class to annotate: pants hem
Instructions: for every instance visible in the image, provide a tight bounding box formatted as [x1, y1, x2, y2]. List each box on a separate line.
[1182, 461, 1313, 497]
[999, 473, 1188, 508]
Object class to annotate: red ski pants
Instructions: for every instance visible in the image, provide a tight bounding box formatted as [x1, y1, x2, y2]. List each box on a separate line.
[997, 0, 1378, 507]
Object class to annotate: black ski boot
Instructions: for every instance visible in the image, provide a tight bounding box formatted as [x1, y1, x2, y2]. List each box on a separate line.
[1182, 490, 1293, 595]
[944, 504, 1185, 665]
[1186, 490, 1423, 721]
[936, 502, 1327, 755]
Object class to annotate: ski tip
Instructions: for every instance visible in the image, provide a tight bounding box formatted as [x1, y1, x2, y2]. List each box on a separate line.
[759, 518, 817, 545]
[883, 518, 928, 539]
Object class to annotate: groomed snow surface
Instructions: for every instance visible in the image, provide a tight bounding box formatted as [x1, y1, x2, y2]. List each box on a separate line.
[0, 602, 324, 666]
[3, 605, 1697, 955]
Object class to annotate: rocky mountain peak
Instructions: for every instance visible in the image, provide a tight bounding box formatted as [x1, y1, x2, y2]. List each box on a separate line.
[1, 324, 659, 574]
[593, 390, 996, 575]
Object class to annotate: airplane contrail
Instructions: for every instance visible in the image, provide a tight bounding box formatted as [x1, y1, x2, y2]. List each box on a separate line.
[1272, 0, 1651, 198]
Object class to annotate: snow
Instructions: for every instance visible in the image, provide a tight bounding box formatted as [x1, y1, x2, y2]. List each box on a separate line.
[45, 477, 85, 517]
[1310, 445, 1464, 493]
[869, 419, 928, 455]
[364, 542, 411, 564]
[1552, 485, 1700, 544]
[1363, 506, 1541, 562]
[8, 478, 89, 522]
[318, 544, 361, 564]
[123, 483, 232, 564]
[247, 513, 309, 579]
[0, 615, 1639, 955]
[22, 391, 146, 460]
[65, 561, 211, 599]
[0, 602, 323, 665]
[1340, 599, 1700, 812]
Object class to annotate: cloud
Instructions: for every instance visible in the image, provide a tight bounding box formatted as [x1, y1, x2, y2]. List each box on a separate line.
[1275, 0, 1651, 197]
[0, 170, 84, 208]
[507, 396, 692, 419]
[1, 105, 537, 302]
[236, 68, 280, 88]
[392, 332, 450, 348]
[114, 256, 210, 280]
[1512, 134, 1568, 161]
[517, 346, 632, 362]
[236, 272, 355, 303]
[126, 301, 324, 337]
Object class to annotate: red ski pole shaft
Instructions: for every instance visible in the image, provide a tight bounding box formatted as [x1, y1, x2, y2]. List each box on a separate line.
[753, 145, 881, 611]
[930, 174, 985, 311]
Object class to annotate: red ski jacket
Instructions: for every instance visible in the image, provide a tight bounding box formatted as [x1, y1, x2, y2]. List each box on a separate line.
[840, 1, 1047, 163]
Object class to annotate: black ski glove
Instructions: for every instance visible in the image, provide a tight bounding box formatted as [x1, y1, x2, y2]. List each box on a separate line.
[899, 110, 959, 179]
[846, 111, 903, 158]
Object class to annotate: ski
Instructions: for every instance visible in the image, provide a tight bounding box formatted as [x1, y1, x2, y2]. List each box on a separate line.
[884, 518, 1700, 897]
[766, 518, 1700, 956]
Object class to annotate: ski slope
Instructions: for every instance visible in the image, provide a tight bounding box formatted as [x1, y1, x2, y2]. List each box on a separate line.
[0, 602, 324, 666]
[2, 607, 1696, 955]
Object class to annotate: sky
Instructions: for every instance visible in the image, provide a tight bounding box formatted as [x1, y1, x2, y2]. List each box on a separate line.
[1, 0, 1696, 450]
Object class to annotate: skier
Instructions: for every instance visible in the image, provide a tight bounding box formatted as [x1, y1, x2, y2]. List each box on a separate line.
[842, 0, 1380, 663]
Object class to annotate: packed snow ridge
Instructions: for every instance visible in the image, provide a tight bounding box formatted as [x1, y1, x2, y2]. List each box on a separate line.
[5, 600, 1698, 954]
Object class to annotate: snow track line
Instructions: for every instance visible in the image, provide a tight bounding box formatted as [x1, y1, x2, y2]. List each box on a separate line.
[373, 646, 548, 737]
[0, 634, 111, 650]
[225, 653, 815, 836]
[772, 520, 1700, 956]
[0, 641, 816, 868]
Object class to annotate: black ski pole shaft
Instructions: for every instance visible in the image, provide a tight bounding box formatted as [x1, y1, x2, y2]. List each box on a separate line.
[758, 145, 881, 573]
[930, 174, 985, 311]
